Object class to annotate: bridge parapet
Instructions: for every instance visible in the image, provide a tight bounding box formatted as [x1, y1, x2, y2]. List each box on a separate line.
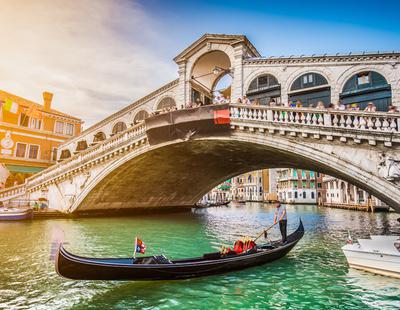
[0, 123, 147, 201]
[230, 104, 400, 146]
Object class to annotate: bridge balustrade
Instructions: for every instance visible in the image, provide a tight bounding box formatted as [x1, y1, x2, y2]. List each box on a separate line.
[0, 123, 147, 199]
[230, 104, 400, 132]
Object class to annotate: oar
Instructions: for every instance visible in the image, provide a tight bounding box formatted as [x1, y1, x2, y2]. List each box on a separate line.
[253, 222, 278, 243]
[210, 241, 231, 248]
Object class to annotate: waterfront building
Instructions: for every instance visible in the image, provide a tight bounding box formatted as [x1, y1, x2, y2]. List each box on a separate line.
[202, 180, 232, 202]
[323, 175, 387, 210]
[0, 90, 83, 187]
[230, 169, 277, 202]
[277, 168, 317, 204]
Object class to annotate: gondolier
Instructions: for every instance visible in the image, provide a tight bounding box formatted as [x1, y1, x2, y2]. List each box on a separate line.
[273, 199, 287, 244]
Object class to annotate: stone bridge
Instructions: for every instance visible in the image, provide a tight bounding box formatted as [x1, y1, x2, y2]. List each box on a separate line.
[1, 104, 400, 213]
[1, 33, 400, 213]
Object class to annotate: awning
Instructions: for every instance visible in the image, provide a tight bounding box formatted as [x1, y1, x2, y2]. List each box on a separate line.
[5, 164, 45, 174]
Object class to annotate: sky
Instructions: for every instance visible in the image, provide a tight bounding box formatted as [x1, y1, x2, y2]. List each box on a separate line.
[1, 0, 399, 128]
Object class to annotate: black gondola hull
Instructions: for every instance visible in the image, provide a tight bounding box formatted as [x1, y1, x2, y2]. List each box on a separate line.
[56, 220, 304, 281]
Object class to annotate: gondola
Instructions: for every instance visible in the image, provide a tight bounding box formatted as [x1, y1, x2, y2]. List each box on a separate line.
[55, 220, 304, 281]
[194, 200, 231, 208]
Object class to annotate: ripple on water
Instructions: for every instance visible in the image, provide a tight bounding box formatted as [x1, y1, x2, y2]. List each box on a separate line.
[1, 204, 400, 309]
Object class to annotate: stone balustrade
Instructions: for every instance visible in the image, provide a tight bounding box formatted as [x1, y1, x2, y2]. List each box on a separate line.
[0, 123, 147, 199]
[0, 184, 26, 200]
[230, 104, 400, 133]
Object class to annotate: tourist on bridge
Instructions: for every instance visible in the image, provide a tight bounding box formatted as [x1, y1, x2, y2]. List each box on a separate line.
[273, 199, 287, 244]
[243, 95, 251, 105]
[364, 101, 377, 112]
[316, 101, 325, 109]
[388, 105, 399, 113]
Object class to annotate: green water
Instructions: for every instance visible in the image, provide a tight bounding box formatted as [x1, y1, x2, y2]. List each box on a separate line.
[1, 203, 400, 309]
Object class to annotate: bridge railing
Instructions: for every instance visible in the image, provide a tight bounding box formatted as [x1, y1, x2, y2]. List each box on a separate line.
[0, 184, 26, 200]
[0, 123, 147, 199]
[230, 104, 400, 132]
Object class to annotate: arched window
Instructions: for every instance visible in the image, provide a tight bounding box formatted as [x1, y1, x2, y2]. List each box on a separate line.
[93, 132, 106, 143]
[157, 97, 176, 111]
[133, 110, 149, 124]
[246, 74, 280, 105]
[112, 122, 127, 135]
[289, 72, 330, 107]
[340, 71, 391, 111]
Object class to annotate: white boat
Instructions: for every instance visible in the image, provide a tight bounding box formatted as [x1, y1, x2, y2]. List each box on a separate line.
[342, 235, 400, 278]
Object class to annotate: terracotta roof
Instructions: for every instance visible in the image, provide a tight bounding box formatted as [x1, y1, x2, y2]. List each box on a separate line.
[0, 90, 82, 122]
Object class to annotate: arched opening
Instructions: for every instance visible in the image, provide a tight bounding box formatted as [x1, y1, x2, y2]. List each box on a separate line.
[112, 122, 127, 135]
[75, 140, 88, 153]
[289, 73, 331, 107]
[191, 50, 231, 104]
[340, 71, 391, 111]
[133, 110, 149, 124]
[157, 97, 176, 111]
[59, 149, 71, 161]
[93, 132, 106, 143]
[246, 74, 281, 105]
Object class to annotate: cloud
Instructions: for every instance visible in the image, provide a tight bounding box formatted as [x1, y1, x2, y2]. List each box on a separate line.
[0, 0, 178, 127]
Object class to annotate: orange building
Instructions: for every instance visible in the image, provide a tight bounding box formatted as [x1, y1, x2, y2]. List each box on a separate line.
[0, 90, 83, 187]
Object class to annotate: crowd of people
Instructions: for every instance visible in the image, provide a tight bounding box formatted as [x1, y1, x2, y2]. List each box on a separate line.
[153, 94, 399, 116]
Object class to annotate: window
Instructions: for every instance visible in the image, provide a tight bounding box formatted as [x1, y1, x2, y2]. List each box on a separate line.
[293, 170, 298, 178]
[19, 113, 30, 127]
[301, 170, 306, 178]
[157, 97, 176, 111]
[55, 121, 64, 134]
[317, 183, 322, 188]
[357, 73, 370, 85]
[28, 145, 39, 159]
[66, 123, 74, 136]
[303, 191, 307, 198]
[311, 192, 315, 199]
[309, 171, 315, 179]
[310, 182, 315, 189]
[30, 117, 42, 129]
[15, 143, 27, 157]
[293, 181, 298, 188]
[294, 191, 298, 199]
[52, 148, 58, 161]
[302, 181, 307, 188]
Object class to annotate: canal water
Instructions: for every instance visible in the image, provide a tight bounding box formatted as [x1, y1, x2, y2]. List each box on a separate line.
[1, 203, 400, 310]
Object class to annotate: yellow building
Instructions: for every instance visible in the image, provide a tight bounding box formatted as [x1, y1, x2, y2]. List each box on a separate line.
[0, 90, 83, 187]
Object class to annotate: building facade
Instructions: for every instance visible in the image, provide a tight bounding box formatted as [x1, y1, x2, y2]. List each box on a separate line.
[0, 90, 82, 187]
[229, 169, 277, 202]
[323, 175, 386, 208]
[277, 168, 317, 204]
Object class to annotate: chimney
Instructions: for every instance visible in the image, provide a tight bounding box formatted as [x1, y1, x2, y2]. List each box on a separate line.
[43, 91, 53, 111]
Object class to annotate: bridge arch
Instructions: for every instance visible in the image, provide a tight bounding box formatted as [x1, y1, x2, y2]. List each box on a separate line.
[155, 96, 177, 111]
[288, 71, 331, 107]
[69, 132, 400, 213]
[338, 69, 392, 111]
[245, 72, 281, 105]
[133, 110, 149, 124]
[111, 121, 127, 136]
[93, 131, 106, 143]
[189, 49, 233, 103]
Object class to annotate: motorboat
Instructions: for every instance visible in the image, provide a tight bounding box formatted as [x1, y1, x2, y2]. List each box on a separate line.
[0, 207, 33, 221]
[342, 235, 400, 278]
[56, 220, 304, 281]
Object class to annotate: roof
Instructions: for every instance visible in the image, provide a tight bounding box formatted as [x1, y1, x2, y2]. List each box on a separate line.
[0, 90, 82, 122]
[174, 33, 261, 63]
[244, 51, 400, 64]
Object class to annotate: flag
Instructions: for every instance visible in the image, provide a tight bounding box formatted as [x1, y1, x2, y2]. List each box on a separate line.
[0, 164, 10, 188]
[3, 98, 18, 114]
[134, 237, 146, 257]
